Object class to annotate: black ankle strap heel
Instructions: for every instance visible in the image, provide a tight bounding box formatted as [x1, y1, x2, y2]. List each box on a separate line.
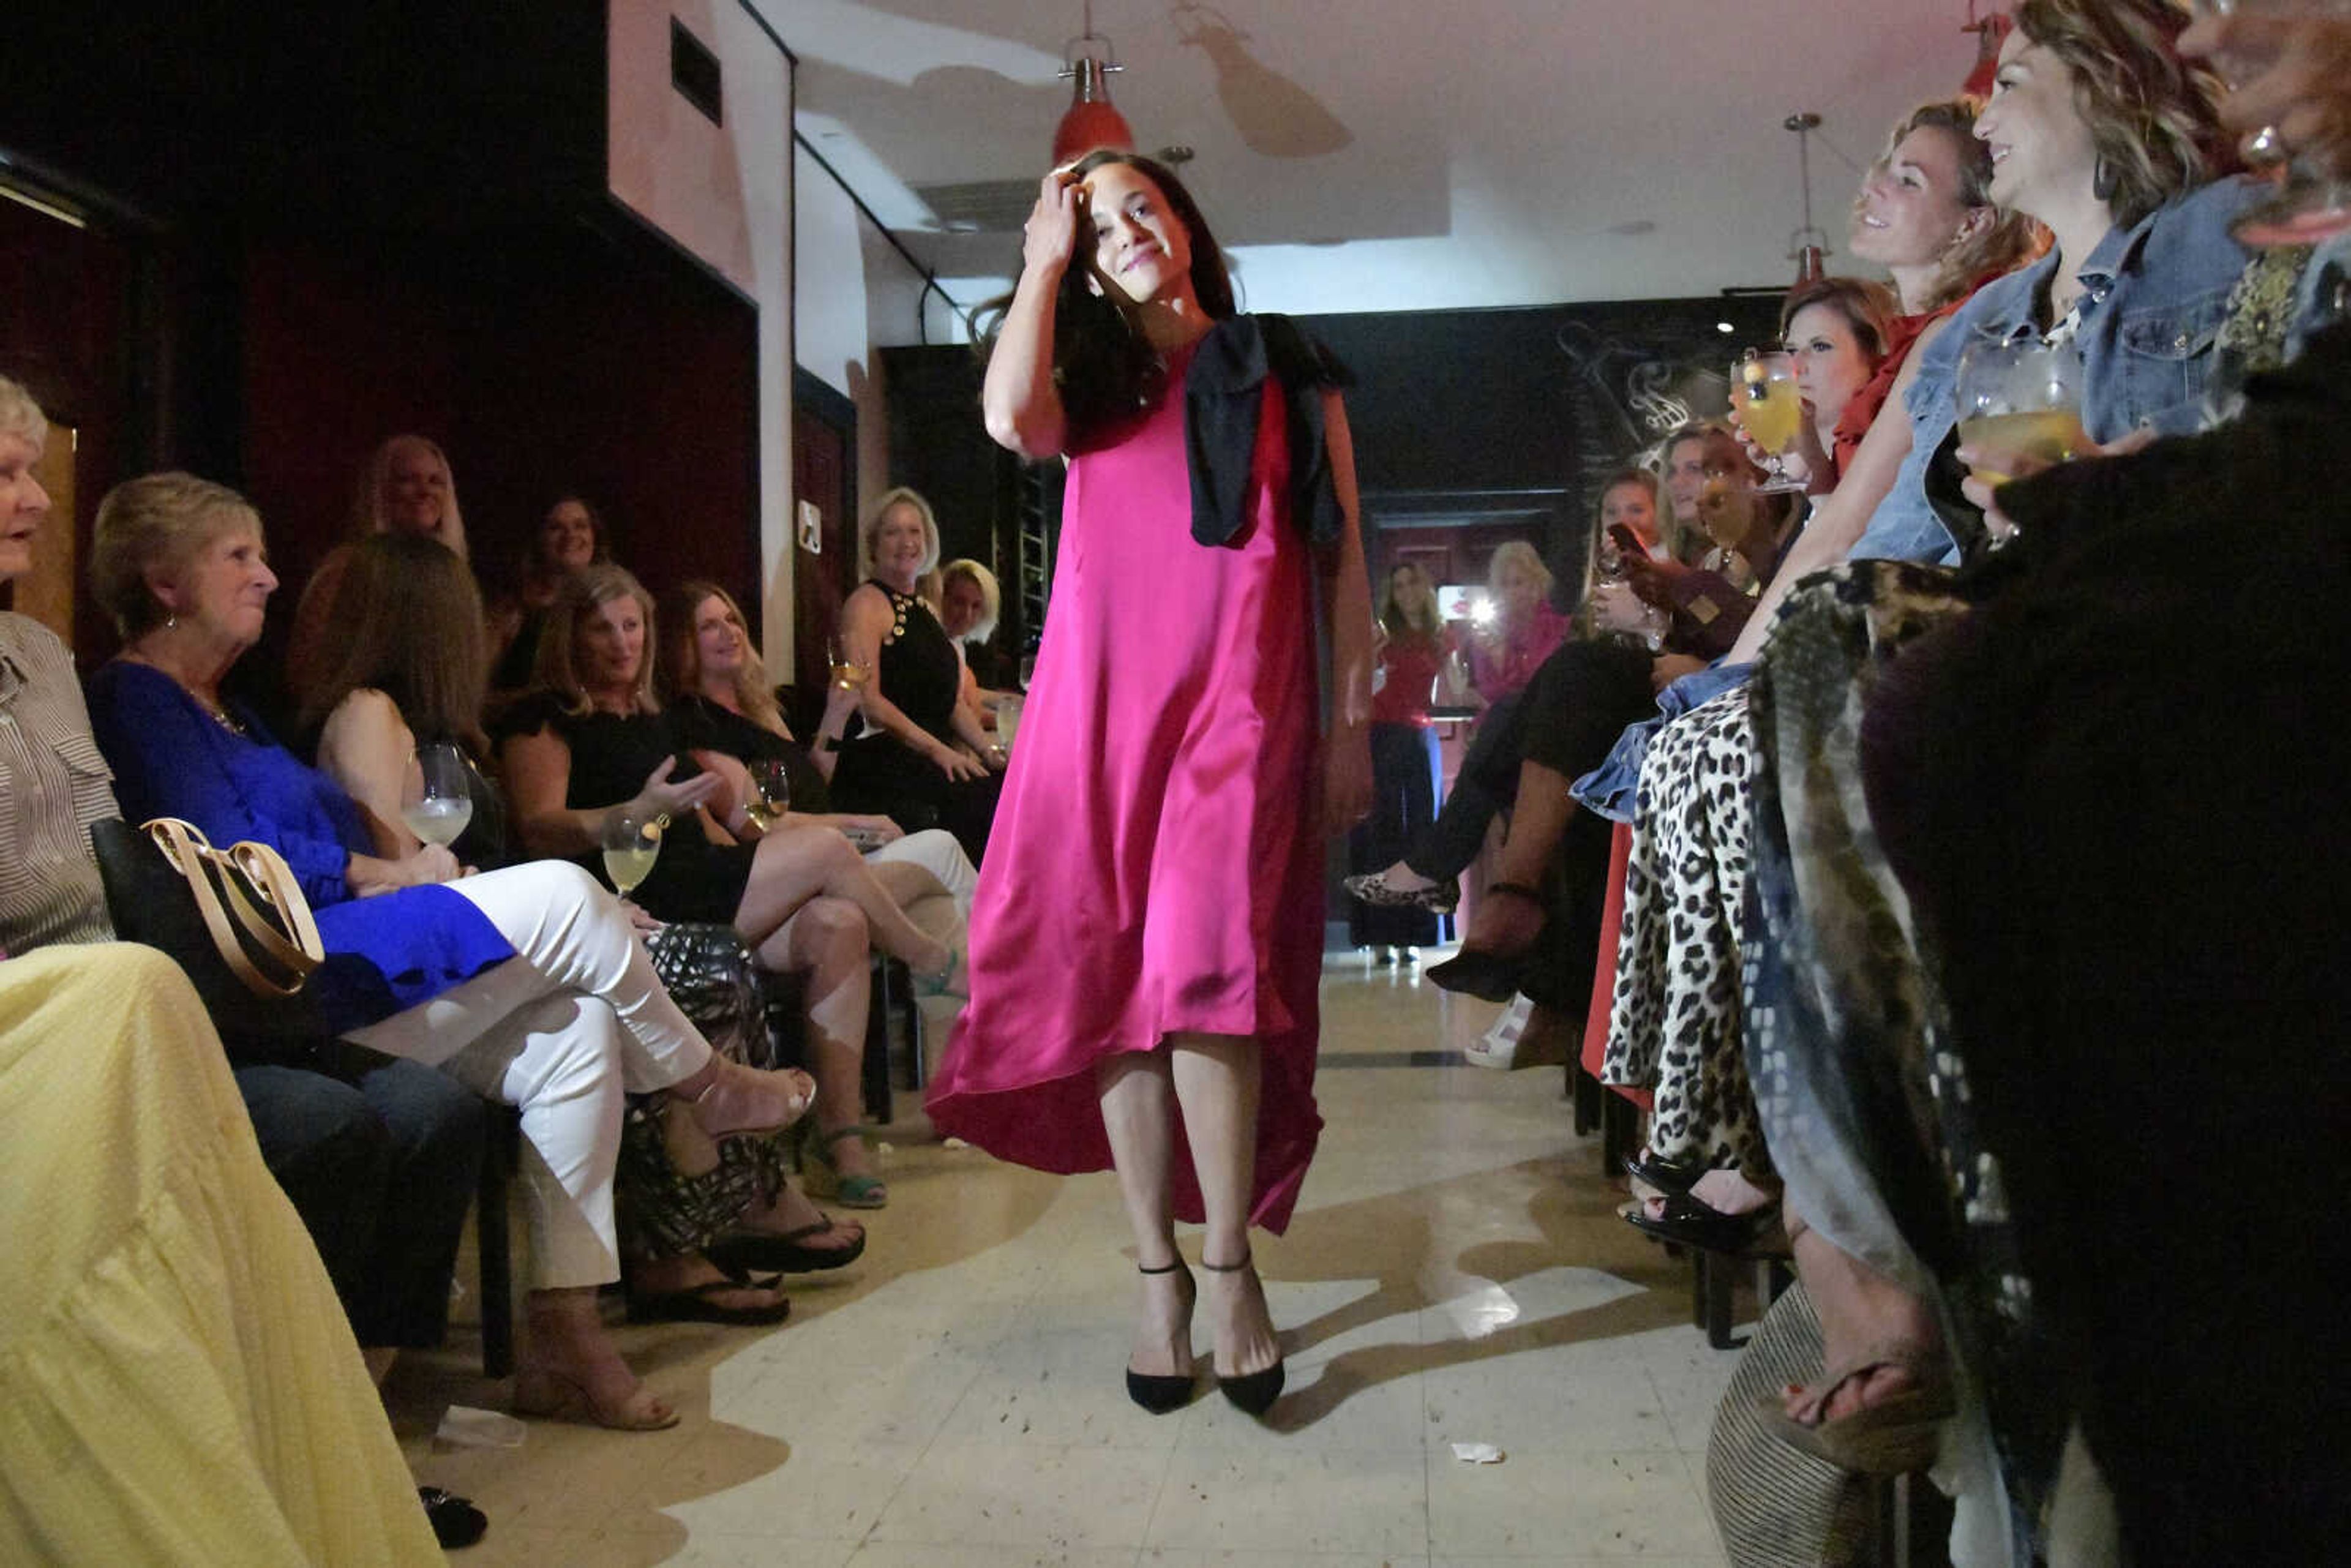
[1125, 1259, 1197, 1416]
[1200, 1251, 1286, 1417]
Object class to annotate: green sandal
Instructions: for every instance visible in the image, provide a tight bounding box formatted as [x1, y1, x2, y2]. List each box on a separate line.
[801, 1125, 888, 1209]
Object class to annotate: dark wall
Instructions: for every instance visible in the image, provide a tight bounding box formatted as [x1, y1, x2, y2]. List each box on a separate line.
[881, 294, 1784, 622]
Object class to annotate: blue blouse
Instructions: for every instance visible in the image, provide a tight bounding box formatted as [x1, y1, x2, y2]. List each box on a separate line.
[84, 661, 512, 1030]
[1852, 176, 2262, 565]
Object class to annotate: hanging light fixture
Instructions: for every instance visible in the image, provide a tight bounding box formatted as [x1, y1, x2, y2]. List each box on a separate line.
[1054, 2, 1136, 167]
[1784, 111, 1828, 294]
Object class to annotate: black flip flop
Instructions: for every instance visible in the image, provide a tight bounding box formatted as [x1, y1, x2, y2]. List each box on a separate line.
[624, 1270, 793, 1326]
[707, 1216, 868, 1275]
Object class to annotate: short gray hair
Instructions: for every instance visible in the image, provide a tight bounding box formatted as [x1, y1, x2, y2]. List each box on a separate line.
[0, 374, 49, 452]
[90, 473, 264, 639]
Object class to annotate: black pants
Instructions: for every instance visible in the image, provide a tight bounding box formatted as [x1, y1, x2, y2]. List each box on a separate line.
[1349, 722, 1446, 947]
[234, 1042, 484, 1349]
[1400, 693, 1527, 882]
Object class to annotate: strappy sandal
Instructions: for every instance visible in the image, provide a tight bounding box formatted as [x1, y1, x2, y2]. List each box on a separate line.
[1761, 1350, 1956, 1474]
[801, 1125, 888, 1209]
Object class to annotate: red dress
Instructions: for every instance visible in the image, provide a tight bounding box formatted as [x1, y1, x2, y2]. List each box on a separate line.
[924, 358, 1325, 1232]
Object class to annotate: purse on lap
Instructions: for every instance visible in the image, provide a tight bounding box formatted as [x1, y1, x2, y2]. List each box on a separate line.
[89, 816, 336, 1051]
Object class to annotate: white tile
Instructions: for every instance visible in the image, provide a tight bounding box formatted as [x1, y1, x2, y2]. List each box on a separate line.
[1425, 1447, 1723, 1558]
[865, 1441, 1172, 1549]
[1146, 1447, 1428, 1556]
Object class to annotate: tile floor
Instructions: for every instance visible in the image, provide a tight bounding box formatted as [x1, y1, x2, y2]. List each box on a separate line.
[391, 953, 1741, 1566]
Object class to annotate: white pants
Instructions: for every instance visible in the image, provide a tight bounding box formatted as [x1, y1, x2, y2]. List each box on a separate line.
[345, 861, 714, 1289]
[866, 827, 978, 916]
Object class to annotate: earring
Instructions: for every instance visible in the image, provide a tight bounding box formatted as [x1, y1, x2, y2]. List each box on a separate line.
[165, 613, 178, 631]
[2093, 155, 2117, 203]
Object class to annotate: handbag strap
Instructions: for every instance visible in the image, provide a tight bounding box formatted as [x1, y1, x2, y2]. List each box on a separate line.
[141, 818, 325, 997]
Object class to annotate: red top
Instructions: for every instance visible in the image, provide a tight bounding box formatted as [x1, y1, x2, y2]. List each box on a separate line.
[1466, 602, 1571, 704]
[1371, 627, 1456, 726]
[1824, 279, 2001, 487]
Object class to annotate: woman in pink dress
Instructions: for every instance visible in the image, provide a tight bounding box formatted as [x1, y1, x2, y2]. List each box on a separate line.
[927, 150, 1373, 1419]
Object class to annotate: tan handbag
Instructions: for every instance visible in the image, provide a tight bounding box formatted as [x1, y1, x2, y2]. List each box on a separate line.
[139, 817, 326, 998]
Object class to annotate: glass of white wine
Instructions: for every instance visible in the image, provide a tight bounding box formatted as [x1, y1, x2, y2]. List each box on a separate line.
[742, 760, 792, 831]
[601, 809, 664, 900]
[827, 634, 869, 692]
[1954, 336, 2088, 488]
[402, 743, 475, 850]
[1729, 349, 1809, 494]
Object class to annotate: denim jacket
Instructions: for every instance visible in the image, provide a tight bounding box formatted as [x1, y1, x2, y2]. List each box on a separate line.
[1851, 176, 2261, 566]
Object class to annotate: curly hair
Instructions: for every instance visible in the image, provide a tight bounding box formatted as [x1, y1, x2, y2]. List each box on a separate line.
[2012, 0, 2230, 229]
[1857, 99, 2050, 310]
[977, 151, 1235, 452]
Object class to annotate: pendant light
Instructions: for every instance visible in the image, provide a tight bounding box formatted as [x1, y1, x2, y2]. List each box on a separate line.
[1054, 2, 1136, 167]
[1785, 112, 1828, 294]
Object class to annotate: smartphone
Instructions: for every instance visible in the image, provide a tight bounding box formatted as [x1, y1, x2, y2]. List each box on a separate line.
[1607, 523, 1647, 560]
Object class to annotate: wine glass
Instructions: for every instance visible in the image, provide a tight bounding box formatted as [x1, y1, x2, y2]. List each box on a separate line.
[743, 760, 792, 831]
[1953, 336, 2089, 488]
[827, 634, 869, 692]
[601, 809, 664, 900]
[2191, 0, 2351, 247]
[402, 743, 475, 849]
[1018, 650, 1038, 691]
[1728, 350, 1808, 493]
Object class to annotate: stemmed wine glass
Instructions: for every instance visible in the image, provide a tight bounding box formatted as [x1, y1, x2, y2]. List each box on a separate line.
[402, 743, 475, 850]
[743, 760, 792, 831]
[827, 635, 869, 692]
[2191, 0, 2351, 247]
[1728, 350, 1809, 493]
[601, 809, 664, 901]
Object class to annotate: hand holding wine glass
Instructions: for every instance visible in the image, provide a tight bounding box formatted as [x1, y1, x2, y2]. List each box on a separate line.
[402, 743, 475, 850]
[1954, 336, 2089, 496]
[827, 634, 870, 693]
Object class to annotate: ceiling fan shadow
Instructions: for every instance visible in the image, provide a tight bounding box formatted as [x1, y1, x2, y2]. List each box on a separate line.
[1173, 3, 1352, 159]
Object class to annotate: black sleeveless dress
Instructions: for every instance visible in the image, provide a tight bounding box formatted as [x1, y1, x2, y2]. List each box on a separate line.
[828, 581, 1002, 864]
[493, 692, 757, 925]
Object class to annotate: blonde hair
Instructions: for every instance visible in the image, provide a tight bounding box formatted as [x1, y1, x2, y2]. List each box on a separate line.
[0, 373, 48, 452]
[89, 472, 264, 640]
[1485, 540, 1553, 605]
[939, 558, 1002, 643]
[536, 562, 659, 717]
[1378, 561, 1445, 640]
[351, 434, 468, 560]
[860, 486, 942, 579]
[656, 580, 786, 737]
[1864, 99, 2050, 311]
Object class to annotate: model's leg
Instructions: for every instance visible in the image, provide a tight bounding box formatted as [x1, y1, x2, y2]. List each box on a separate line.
[1097, 1049, 1193, 1381]
[1168, 1031, 1279, 1382]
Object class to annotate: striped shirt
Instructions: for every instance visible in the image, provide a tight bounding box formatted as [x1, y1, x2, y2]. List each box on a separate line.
[0, 613, 119, 953]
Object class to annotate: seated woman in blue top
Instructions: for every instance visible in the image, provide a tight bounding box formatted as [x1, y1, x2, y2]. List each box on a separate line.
[81, 471, 817, 1433]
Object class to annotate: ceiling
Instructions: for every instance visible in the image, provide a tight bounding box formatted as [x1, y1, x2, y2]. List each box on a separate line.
[761, 0, 1996, 320]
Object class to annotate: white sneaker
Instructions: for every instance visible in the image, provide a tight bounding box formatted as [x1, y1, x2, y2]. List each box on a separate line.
[1462, 993, 1535, 1070]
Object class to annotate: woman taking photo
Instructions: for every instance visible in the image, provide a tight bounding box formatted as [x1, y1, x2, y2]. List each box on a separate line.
[80, 471, 815, 1433]
[500, 565, 958, 1209]
[929, 149, 1373, 1419]
[829, 489, 1005, 866]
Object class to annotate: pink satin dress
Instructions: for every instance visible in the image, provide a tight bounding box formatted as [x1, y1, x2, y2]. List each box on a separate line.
[926, 361, 1325, 1232]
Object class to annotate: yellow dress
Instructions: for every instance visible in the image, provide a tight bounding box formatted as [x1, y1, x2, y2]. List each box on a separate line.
[0, 944, 440, 1566]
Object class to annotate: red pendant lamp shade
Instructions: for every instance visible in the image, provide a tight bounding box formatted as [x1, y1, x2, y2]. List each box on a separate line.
[1055, 55, 1134, 165]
